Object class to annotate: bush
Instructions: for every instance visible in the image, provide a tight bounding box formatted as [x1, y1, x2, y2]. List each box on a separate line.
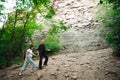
[105, 10, 120, 56]
[0, 57, 7, 68]
[11, 57, 23, 65]
[97, 1, 120, 56]
[45, 36, 62, 55]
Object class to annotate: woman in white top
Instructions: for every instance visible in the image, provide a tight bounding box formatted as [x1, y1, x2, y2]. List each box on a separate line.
[19, 45, 36, 76]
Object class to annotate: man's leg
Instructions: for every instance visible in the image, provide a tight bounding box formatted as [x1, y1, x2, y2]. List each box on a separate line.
[39, 55, 43, 69]
[43, 54, 48, 65]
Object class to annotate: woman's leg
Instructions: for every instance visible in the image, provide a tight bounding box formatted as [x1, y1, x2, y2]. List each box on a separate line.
[21, 61, 28, 71]
[19, 61, 28, 76]
[28, 56, 36, 72]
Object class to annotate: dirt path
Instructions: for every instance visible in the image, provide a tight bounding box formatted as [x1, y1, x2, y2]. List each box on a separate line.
[1, 48, 120, 80]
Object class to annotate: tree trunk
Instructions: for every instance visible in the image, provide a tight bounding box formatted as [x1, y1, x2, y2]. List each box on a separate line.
[7, 10, 18, 66]
[0, 24, 5, 44]
[20, 12, 29, 59]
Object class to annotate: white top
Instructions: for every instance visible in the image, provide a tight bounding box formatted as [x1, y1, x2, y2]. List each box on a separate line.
[27, 49, 33, 57]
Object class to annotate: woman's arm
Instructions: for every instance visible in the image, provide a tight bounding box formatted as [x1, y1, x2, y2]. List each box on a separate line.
[32, 52, 37, 56]
[25, 51, 28, 62]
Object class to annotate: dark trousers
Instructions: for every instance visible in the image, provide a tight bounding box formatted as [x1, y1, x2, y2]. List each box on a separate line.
[39, 54, 48, 68]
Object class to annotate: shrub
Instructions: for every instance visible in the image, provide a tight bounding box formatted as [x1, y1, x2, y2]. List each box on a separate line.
[0, 57, 7, 68]
[45, 36, 62, 55]
[11, 57, 23, 65]
[105, 10, 120, 56]
[97, 0, 120, 56]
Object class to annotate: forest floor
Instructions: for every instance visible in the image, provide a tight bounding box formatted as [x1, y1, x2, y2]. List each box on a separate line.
[1, 48, 120, 80]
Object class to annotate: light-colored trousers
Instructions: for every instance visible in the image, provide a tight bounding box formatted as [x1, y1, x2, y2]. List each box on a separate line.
[21, 56, 36, 71]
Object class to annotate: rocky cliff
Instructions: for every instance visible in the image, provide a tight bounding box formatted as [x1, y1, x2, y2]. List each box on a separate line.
[53, 0, 108, 53]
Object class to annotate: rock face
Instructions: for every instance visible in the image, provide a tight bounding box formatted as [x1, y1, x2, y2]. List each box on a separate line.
[53, 0, 108, 53]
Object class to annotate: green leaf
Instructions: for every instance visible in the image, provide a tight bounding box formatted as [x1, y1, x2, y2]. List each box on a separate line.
[0, 0, 6, 2]
[0, 4, 3, 9]
[45, 6, 56, 19]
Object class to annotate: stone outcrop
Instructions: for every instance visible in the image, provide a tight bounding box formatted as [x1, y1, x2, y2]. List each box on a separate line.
[53, 0, 108, 53]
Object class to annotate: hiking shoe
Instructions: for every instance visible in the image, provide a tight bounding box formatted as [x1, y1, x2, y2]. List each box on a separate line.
[39, 67, 43, 70]
[18, 73, 23, 77]
[31, 70, 34, 73]
[43, 64, 48, 66]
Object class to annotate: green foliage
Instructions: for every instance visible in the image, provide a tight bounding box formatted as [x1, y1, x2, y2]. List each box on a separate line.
[0, 42, 8, 68]
[0, 0, 49, 67]
[103, 0, 120, 9]
[45, 6, 56, 19]
[11, 57, 23, 65]
[0, 0, 6, 2]
[0, 4, 4, 15]
[44, 21, 71, 54]
[45, 36, 62, 54]
[49, 21, 72, 36]
[98, 0, 120, 56]
[0, 4, 3, 9]
[32, 0, 50, 6]
[0, 0, 71, 68]
[95, 2, 113, 21]
[0, 57, 7, 68]
[105, 10, 120, 56]
[26, 20, 40, 35]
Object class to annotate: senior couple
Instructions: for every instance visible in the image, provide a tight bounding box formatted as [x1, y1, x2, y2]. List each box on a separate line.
[18, 39, 48, 76]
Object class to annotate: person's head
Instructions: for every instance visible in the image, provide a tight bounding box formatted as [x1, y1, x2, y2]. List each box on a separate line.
[30, 44, 34, 50]
[41, 39, 45, 44]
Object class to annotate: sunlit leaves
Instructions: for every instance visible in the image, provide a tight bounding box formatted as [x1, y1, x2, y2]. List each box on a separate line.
[45, 36, 62, 54]
[32, 0, 50, 6]
[0, 4, 4, 15]
[0, 4, 3, 9]
[45, 6, 56, 19]
[49, 21, 72, 36]
[20, 0, 54, 19]
[103, 0, 120, 9]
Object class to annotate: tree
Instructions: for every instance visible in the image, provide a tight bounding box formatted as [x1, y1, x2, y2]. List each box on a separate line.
[0, 0, 54, 68]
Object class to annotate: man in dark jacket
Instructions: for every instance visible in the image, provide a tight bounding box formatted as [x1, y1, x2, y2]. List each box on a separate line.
[37, 39, 48, 69]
